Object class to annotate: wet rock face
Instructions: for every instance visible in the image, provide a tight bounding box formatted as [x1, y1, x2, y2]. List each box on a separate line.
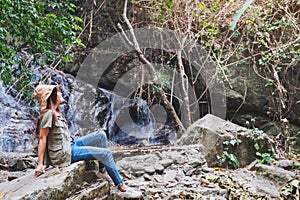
[0, 69, 168, 153]
[0, 81, 37, 153]
[226, 61, 300, 126]
[71, 81, 173, 146]
[0, 70, 77, 153]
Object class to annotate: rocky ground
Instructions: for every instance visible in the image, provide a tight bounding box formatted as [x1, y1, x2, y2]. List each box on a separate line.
[114, 145, 299, 200]
[0, 115, 299, 200]
[0, 144, 299, 200]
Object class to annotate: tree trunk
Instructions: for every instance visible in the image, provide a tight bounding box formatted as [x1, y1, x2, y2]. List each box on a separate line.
[120, 0, 186, 138]
[177, 49, 192, 127]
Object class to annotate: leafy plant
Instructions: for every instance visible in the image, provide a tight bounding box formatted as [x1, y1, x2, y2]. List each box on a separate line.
[246, 127, 266, 141]
[0, 0, 83, 102]
[290, 131, 300, 153]
[220, 138, 242, 169]
[254, 143, 276, 164]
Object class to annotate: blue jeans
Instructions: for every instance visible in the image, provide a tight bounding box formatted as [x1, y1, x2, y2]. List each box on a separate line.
[71, 130, 123, 187]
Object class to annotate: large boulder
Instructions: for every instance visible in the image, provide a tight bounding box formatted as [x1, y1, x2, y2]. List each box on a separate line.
[179, 114, 276, 167]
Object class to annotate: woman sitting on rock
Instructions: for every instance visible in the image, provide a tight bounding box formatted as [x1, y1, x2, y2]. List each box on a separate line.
[33, 84, 141, 198]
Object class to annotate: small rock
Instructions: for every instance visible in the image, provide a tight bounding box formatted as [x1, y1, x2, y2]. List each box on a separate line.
[202, 167, 214, 173]
[169, 152, 186, 165]
[276, 159, 300, 170]
[163, 170, 177, 182]
[138, 140, 149, 147]
[153, 175, 163, 183]
[16, 159, 27, 171]
[144, 166, 155, 175]
[200, 178, 210, 185]
[143, 174, 152, 181]
[167, 182, 177, 188]
[153, 193, 161, 200]
[7, 158, 17, 169]
[148, 188, 158, 195]
[159, 159, 173, 168]
[188, 158, 203, 168]
[254, 164, 295, 185]
[154, 163, 164, 174]
[185, 168, 195, 176]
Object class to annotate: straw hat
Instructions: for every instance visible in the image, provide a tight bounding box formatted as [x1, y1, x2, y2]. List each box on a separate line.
[34, 84, 60, 110]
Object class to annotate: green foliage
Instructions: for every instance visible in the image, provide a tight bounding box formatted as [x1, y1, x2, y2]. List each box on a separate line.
[157, 68, 171, 89]
[254, 143, 276, 164]
[290, 131, 300, 153]
[146, 0, 174, 24]
[220, 138, 242, 169]
[246, 125, 275, 164]
[249, 128, 266, 140]
[0, 0, 83, 102]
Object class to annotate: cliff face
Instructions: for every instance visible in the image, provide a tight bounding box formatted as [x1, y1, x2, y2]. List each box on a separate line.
[0, 80, 36, 152]
[69, 0, 300, 148]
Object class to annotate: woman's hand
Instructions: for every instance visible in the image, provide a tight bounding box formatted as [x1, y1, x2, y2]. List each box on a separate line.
[34, 164, 46, 177]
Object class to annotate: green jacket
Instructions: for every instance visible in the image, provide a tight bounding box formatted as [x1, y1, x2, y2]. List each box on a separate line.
[39, 110, 71, 167]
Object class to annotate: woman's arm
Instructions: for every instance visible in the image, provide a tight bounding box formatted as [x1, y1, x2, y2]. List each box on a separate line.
[34, 127, 49, 177]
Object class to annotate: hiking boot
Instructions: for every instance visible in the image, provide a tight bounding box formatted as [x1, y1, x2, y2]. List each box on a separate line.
[117, 186, 142, 199]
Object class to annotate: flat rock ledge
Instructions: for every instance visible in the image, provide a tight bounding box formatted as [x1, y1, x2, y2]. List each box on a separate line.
[0, 161, 111, 200]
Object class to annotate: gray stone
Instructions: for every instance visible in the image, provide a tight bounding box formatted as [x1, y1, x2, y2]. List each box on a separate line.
[0, 161, 101, 200]
[143, 173, 152, 181]
[154, 163, 164, 174]
[144, 166, 155, 175]
[254, 164, 296, 185]
[159, 159, 173, 168]
[153, 175, 163, 183]
[188, 158, 203, 168]
[168, 151, 186, 165]
[276, 159, 300, 170]
[7, 158, 17, 169]
[163, 170, 177, 182]
[131, 163, 146, 173]
[179, 114, 275, 167]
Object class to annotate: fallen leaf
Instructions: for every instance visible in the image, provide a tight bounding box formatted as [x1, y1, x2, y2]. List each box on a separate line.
[200, 178, 210, 185]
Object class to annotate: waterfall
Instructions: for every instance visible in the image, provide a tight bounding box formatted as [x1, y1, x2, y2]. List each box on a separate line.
[95, 88, 155, 145]
[0, 80, 35, 152]
[0, 71, 172, 152]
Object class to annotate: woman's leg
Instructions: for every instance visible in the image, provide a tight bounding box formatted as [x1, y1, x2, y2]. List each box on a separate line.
[75, 130, 108, 148]
[74, 130, 108, 170]
[71, 144, 123, 187]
